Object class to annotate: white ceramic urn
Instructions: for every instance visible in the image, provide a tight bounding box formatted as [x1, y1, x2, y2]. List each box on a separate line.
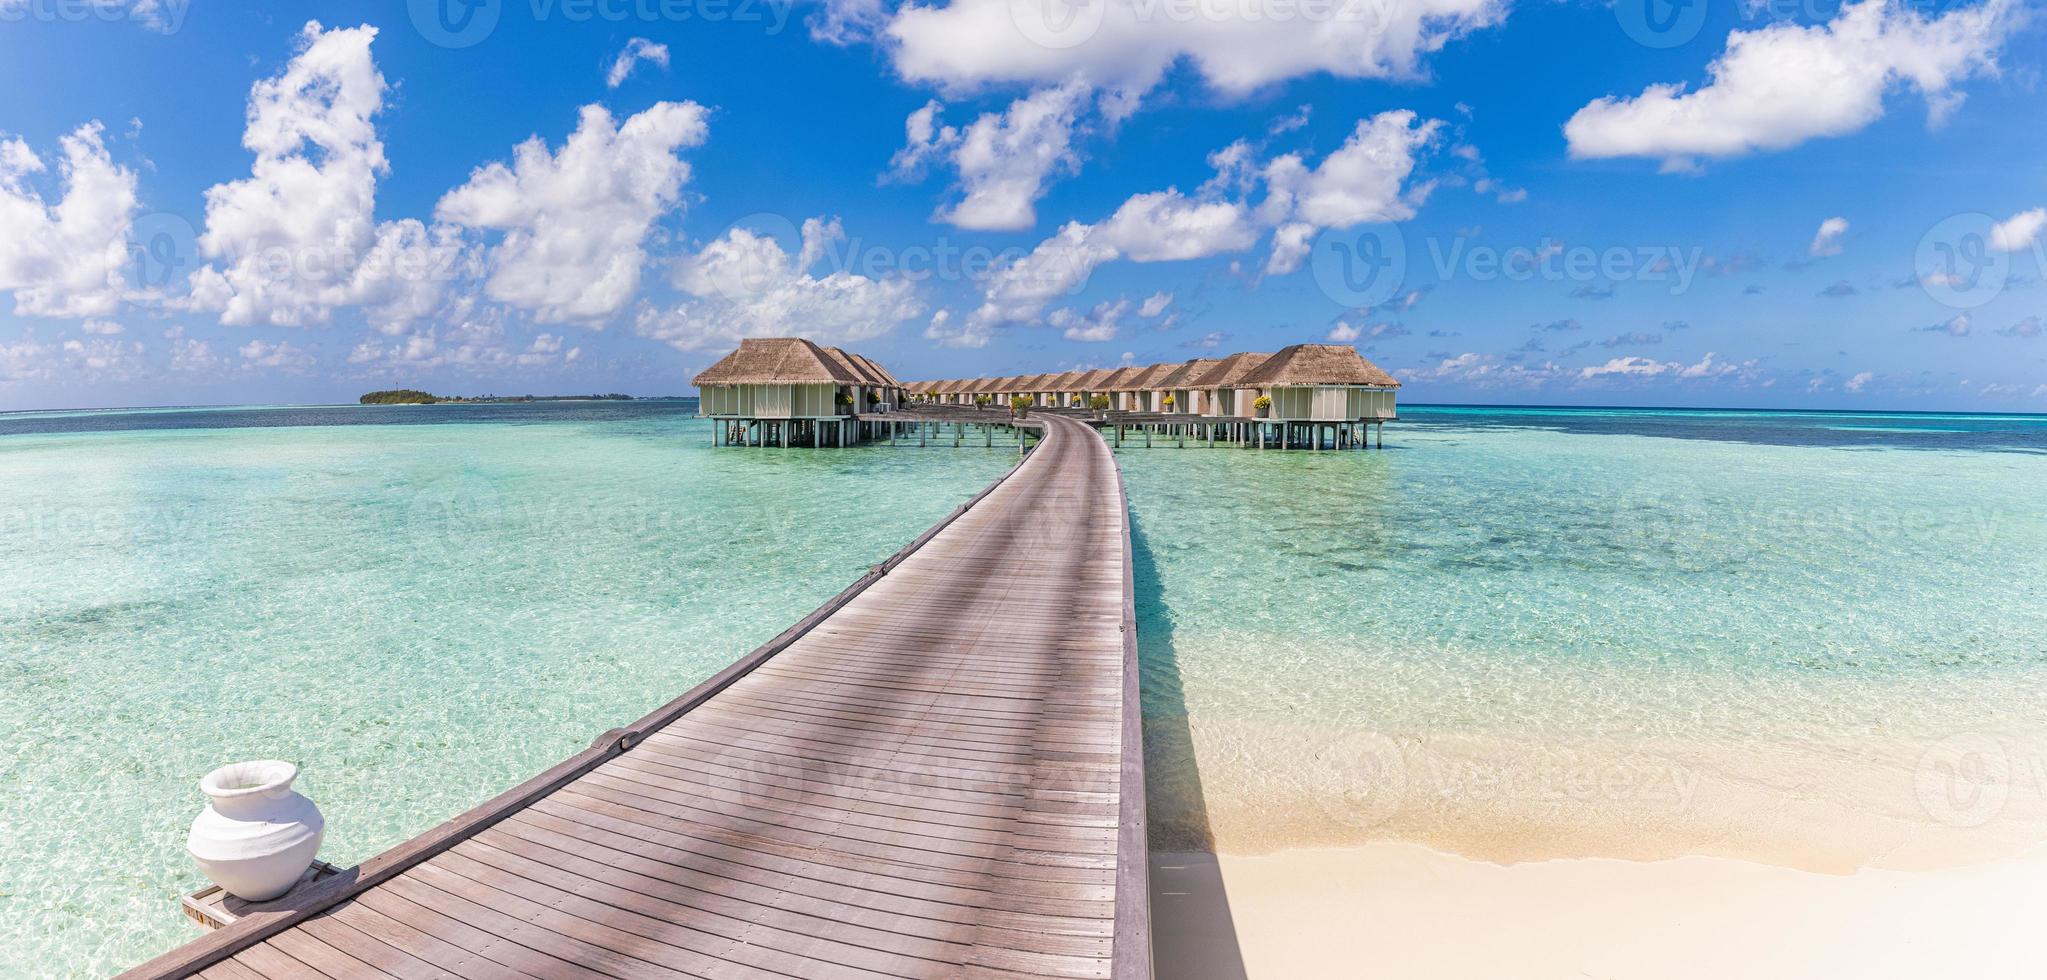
[186, 760, 325, 901]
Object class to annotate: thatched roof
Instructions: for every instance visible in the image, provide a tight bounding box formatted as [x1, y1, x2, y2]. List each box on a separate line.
[1067, 368, 1118, 391]
[1237, 344, 1401, 388]
[1187, 351, 1271, 388]
[1114, 363, 1178, 390]
[1042, 370, 1083, 391]
[822, 346, 889, 388]
[844, 350, 904, 389]
[1155, 358, 1221, 389]
[1098, 367, 1143, 390]
[880, 345, 1392, 398]
[694, 338, 863, 386]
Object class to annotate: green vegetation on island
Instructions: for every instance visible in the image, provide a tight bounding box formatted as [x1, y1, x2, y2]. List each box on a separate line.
[359, 389, 440, 404]
[359, 390, 635, 405]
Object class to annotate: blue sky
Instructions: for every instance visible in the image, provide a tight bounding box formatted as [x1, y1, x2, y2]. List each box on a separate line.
[0, 0, 2043, 410]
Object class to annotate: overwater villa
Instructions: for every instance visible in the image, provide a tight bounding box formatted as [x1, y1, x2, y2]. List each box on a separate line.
[697, 338, 1400, 449]
[693, 337, 908, 446]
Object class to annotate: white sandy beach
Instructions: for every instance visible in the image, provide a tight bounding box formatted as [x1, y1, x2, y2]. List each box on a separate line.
[1152, 844, 2047, 979]
[1146, 717, 2047, 977]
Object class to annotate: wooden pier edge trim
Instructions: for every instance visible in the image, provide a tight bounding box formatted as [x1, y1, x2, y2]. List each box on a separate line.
[116, 417, 1060, 980]
[1110, 439, 1155, 979]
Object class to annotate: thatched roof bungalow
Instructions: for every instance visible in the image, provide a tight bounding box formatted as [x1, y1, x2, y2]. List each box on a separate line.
[1234, 344, 1400, 421]
[822, 346, 904, 411]
[1057, 368, 1111, 407]
[694, 338, 867, 418]
[1184, 352, 1271, 418]
[1112, 363, 1179, 412]
[1038, 370, 1082, 406]
[1153, 358, 1221, 414]
[892, 342, 1397, 426]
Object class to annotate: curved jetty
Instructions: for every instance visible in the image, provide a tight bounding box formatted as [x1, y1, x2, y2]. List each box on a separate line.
[123, 413, 1150, 980]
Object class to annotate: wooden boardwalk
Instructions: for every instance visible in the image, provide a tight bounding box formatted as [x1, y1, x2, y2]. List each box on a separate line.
[122, 413, 1149, 980]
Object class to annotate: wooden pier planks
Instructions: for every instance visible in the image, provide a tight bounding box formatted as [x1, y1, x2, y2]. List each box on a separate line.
[122, 414, 1149, 980]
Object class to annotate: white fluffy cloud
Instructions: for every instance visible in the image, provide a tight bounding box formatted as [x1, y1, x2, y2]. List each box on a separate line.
[1578, 351, 1752, 381]
[437, 101, 710, 324]
[1809, 216, 1849, 256]
[0, 332, 54, 384]
[634, 217, 922, 352]
[1257, 111, 1441, 272]
[1410, 349, 1762, 391]
[968, 220, 1123, 329]
[187, 22, 403, 328]
[0, 330, 151, 385]
[1565, 0, 2015, 170]
[348, 317, 582, 374]
[607, 38, 670, 88]
[1097, 190, 1258, 261]
[1048, 297, 1128, 342]
[1138, 291, 1173, 317]
[891, 80, 1093, 231]
[922, 308, 989, 349]
[1990, 207, 2045, 252]
[886, 0, 1505, 101]
[0, 122, 141, 317]
[965, 110, 1438, 331]
[238, 338, 315, 373]
[1264, 112, 1442, 228]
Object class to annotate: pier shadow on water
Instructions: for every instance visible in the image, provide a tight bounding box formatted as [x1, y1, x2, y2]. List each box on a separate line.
[1130, 513, 1250, 980]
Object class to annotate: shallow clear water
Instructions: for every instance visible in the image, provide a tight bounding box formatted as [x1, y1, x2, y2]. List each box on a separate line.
[6, 402, 2047, 976]
[0, 402, 1014, 978]
[1123, 407, 2047, 862]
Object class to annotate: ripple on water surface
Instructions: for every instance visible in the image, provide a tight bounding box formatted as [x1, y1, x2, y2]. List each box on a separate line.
[1121, 412, 2047, 865]
[0, 406, 1015, 978]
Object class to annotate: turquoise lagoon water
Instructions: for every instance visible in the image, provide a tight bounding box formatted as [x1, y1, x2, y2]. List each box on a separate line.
[1124, 407, 2047, 866]
[0, 402, 1016, 978]
[5, 402, 2047, 975]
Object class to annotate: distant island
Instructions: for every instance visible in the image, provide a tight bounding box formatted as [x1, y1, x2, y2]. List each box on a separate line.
[359, 390, 636, 405]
